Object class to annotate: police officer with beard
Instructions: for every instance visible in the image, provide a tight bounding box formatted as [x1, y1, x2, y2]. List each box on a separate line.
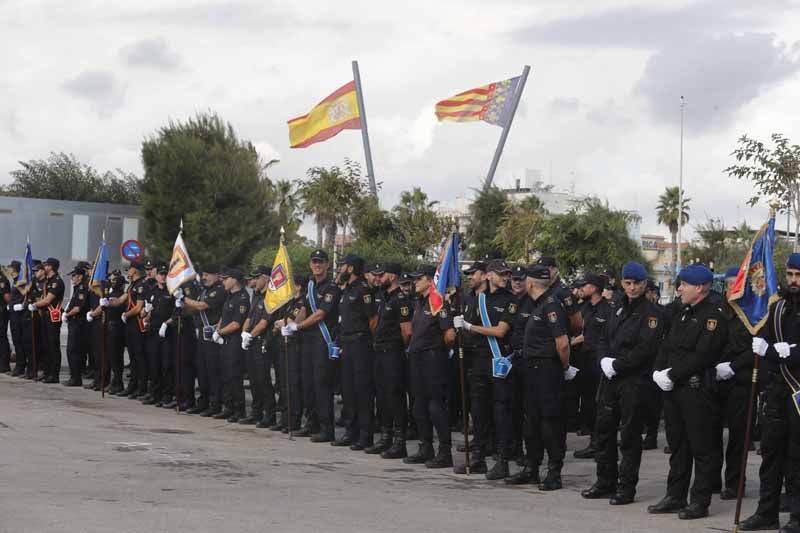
[581, 263, 664, 505]
[740, 253, 800, 532]
[649, 263, 727, 520]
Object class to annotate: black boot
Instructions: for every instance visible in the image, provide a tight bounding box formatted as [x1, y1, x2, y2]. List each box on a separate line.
[539, 465, 563, 491]
[454, 455, 487, 474]
[647, 495, 687, 514]
[425, 446, 453, 469]
[737, 513, 779, 531]
[505, 463, 540, 485]
[642, 433, 658, 450]
[581, 482, 616, 499]
[485, 459, 509, 480]
[403, 442, 434, 464]
[365, 432, 392, 455]
[609, 489, 636, 505]
[779, 517, 800, 533]
[381, 438, 407, 459]
[678, 502, 708, 520]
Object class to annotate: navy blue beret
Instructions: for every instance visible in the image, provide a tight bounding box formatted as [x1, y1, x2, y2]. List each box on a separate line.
[621, 262, 647, 281]
[724, 266, 740, 278]
[679, 263, 714, 285]
[788, 253, 800, 270]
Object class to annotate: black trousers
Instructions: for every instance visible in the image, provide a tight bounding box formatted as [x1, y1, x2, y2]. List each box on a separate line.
[467, 353, 493, 459]
[305, 334, 335, 435]
[578, 352, 600, 433]
[341, 335, 375, 446]
[664, 384, 720, 507]
[9, 312, 31, 374]
[245, 338, 275, 422]
[375, 345, 407, 438]
[754, 376, 800, 521]
[594, 376, 646, 492]
[221, 337, 245, 415]
[146, 332, 173, 400]
[276, 337, 303, 430]
[43, 319, 61, 378]
[642, 380, 663, 437]
[714, 379, 749, 492]
[522, 359, 565, 472]
[493, 370, 516, 459]
[196, 337, 222, 410]
[409, 349, 451, 448]
[125, 324, 146, 392]
[67, 321, 88, 381]
[174, 321, 196, 407]
[0, 314, 10, 372]
[107, 322, 126, 387]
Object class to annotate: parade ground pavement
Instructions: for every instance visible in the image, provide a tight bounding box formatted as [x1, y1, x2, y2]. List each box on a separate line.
[0, 371, 771, 533]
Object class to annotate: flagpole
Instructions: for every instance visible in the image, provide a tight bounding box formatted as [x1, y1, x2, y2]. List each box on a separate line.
[483, 65, 531, 190]
[100, 230, 108, 398]
[352, 60, 377, 199]
[175, 219, 184, 414]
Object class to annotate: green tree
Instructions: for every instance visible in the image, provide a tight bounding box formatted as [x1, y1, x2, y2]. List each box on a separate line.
[466, 186, 509, 259]
[272, 179, 302, 240]
[1, 152, 140, 204]
[726, 133, 800, 250]
[140, 112, 278, 266]
[494, 195, 547, 263]
[656, 186, 691, 274]
[392, 187, 453, 259]
[250, 242, 318, 278]
[534, 198, 645, 276]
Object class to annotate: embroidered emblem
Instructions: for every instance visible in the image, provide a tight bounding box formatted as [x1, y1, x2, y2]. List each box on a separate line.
[548, 311, 557, 323]
[648, 316, 658, 329]
[400, 306, 409, 317]
[707, 319, 717, 331]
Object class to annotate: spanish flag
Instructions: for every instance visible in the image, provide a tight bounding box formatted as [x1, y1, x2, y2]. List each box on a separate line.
[265, 240, 296, 313]
[288, 81, 361, 149]
[435, 77, 520, 127]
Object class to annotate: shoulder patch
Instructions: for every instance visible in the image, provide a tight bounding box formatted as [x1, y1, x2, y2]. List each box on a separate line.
[363, 293, 372, 304]
[508, 302, 517, 314]
[564, 296, 573, 306]
[400, 306, 409, 317]
[548, 311, 558, 323]
[706, 318, 717, 331]
[78, 293, 85, 300]
[440, 308, 448, 318]
[239, 305, 247, 314]
[324, 293, 333, 303]
[647, 316, 658, 329]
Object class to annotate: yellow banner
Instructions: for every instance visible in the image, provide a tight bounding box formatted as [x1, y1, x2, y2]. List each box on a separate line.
[265, 241, 296, 313]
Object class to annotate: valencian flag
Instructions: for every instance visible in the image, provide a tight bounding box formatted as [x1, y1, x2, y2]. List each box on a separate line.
[288, 81, 361, 149]
[89, 236, 108, 296]
[166, 225, 197, 295]
[728, 212, 779, 334]
[435, 77, 521, 127]
[430, 233, 461, 316]
[265, 238, 296, 313]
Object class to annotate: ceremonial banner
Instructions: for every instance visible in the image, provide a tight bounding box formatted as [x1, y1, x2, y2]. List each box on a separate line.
[265, 241, 296, 313]
[89, 239, 108, 296]
[729, 213, 779, 335]
[431, 233, 460, 316]
[166, 231, 196, 295]
[435, 77, 521, 126]
[18, 236, 33, 292]
[288, 81, 361, 148]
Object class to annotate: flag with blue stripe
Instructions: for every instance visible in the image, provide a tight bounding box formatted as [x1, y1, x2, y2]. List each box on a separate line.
[90, 240, 108, 296]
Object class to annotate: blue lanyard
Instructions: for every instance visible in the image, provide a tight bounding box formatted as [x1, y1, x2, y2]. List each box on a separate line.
[307, 280, 339, 358]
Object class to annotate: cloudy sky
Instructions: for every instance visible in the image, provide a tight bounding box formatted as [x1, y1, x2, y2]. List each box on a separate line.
[2, 0, 800, 238]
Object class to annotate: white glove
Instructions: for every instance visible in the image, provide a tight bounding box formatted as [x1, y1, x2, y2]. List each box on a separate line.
[242, 331, 252, 343]
[653, 369, 674, 391]
[121, 313, 128, 324]
[61, 312, 68, 322]
[453, 315, 472, 331]
[287, 322, 298, 333]
[775, 342, 797, 359]
[99, 297, 110, 307]
[212, 331, 224, 345]
[600, 357, 617, 379]
[173, 288, 183, 299]
[86, 312, 94, 323]
[28, 303, 36, 312]
[563, 365, 579, 381]
[715, 362, 735, 381]
[158, 323, 168, 338]
[753, 337, 769, 357]
[144, 302, 153, 313]
[13, 303, 24, 312]
[281, 325, 294, 337]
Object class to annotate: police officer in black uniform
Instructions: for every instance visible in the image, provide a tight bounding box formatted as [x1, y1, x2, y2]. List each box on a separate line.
[649, 263, 728, 520]
[182, 265, 226, 416]
[107, 262, 147, 397]
[573, 273, 613, 460]
[29, 260, 46, 379]
[369, 262, 413, 458]
[100, 271, 127, 394]
[273, 275, 307, 433]
[284, 249, 341, 442]
[62, 266, 90, 386]
[0, 267, 10, 374]
[581, 262, 664, 505]
[144, 263, 175, 406]
[29, 258, 64, 383]
[334, 255, 378, 450]
[403, 264, 456, 468]
[521, 264, 575, 491]
[7, 261, 31, 377]
[740, 253, 800, 532]
[212, 267, 250, 422]
[240, 265, 275, 426]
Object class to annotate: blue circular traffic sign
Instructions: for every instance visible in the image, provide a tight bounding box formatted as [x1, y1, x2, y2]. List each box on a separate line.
[121, 239, 142, 262]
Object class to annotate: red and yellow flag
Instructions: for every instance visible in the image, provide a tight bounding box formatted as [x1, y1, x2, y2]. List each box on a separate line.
[288, 81, 361, 148]
[435, 77, 520, 127]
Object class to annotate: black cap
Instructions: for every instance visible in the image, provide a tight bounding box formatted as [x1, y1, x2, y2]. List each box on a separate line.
[526, 264, 550, 280]
[536, 256, 556, 268]
[143, 260, 155, 270]
[220, 266, 244, 281]
[399, 272, 413, 284]
[43, 257, 60, 270]
[68, 266, 86, 276]
[128, 261, 144, 272]
[410, 264, 437, 279]
[156, 262, 169, 275]
[32, 260, 43, 271]
[310, 249, 329, 261]
[383, 262, 402, 276]
[342, 254, 365, 271]
[510, 265, 526, 280]
[604, 268, 615, 279]
[571, 278, 586, 289]
[201, 264, 219, 274]
[582, 273, 604, 289]
[247, 265, 270, 278]
[646, 278, 658, 291]
[77, 261, 92, 271]
[483, 250, 504, 260]
[7, 260, 21, 271]
[369, 263, 384, 275]
[487, 259, 511, 274]
[464, 261, 487, 274]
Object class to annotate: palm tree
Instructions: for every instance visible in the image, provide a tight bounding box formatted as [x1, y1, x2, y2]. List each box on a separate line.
[656, 186, 691, 273]
[273, 179, 302, 238]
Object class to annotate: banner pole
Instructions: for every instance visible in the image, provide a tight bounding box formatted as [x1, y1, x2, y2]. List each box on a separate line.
[352, 60, 377, 198]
